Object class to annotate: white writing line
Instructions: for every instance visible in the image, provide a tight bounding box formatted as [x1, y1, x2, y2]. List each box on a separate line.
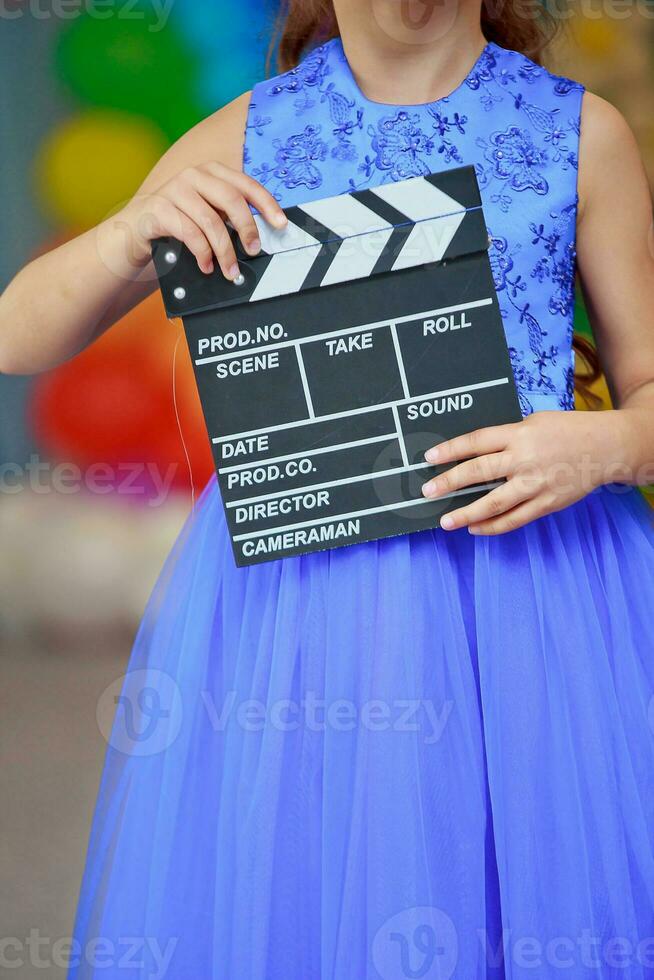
[226, 458, 428, 508]
[196, 297, 493, 365]
[219, 433, 396, 474]
[233, 483, 503, 541]
[213, 376, 509, 444]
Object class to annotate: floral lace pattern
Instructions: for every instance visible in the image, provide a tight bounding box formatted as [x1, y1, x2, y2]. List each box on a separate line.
[245, 40, 585, 415]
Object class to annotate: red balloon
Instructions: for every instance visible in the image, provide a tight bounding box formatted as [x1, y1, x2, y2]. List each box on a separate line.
[31, 293, 214, 496]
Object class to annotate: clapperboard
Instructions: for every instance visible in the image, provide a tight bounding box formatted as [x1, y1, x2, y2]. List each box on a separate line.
[153, 165, 521, 567]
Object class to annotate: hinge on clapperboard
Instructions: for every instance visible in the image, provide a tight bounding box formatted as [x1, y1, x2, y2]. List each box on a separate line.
[152, 165, 490, 317]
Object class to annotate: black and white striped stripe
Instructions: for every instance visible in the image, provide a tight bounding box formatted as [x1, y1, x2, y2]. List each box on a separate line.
[153, 164, 489, 317]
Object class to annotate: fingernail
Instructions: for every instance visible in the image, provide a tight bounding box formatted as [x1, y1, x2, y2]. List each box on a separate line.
[425, 447, 439, 463]
[441, 516, 455, 530]
[247, 238, 261, 255]
[422, 481, 435, 498]
[427, 478, 445, 497]
[228, 263, 240, 280]
[273, 213, 287, 228]
[468, 526, 480, 535]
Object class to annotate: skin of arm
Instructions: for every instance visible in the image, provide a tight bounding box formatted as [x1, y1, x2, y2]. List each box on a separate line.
[0, 92, 286, 375]
[421, 92, 654, 534]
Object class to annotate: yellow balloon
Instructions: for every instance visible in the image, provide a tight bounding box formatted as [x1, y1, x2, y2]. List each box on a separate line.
[35, 110, 168, 229]
[575, 374, 612, 412]
[572, 19, 619, 59]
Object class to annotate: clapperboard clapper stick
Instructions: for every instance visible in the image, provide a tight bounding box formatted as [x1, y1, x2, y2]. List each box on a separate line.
[152, 165, 521, 567]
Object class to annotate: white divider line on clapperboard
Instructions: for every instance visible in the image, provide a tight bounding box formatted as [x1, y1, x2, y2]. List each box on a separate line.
[232, 483, 503, 542]
[226, 459, 445, 509]
[391, 404, 409, 468]
[294, 345, 315, 419]
[195, 297, 494, 366]
[219, 433, 396, 474]
[213, 376, 511, 448]
[389, 324, 410, 400]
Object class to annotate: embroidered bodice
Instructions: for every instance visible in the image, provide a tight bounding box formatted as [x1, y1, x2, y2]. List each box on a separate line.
[243, 39, 585, 415]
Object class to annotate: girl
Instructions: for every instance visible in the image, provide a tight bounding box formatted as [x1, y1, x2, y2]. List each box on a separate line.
[3, 2, 654, 977]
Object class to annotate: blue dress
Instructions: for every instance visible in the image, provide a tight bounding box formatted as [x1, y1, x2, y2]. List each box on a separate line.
[69, 42, 654, 980]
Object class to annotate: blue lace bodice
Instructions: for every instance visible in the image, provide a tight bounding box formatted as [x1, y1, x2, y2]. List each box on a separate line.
[243, 40, 585, 416]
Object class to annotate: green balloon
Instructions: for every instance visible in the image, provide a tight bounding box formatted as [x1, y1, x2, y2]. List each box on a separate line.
[56, 2, 204, 142]
[573, 293, 595, 343]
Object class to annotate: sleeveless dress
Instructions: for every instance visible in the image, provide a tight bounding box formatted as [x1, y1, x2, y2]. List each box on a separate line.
[69, 42, 654, 980]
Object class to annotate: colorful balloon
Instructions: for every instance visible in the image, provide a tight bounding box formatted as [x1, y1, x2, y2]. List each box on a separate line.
[171, 0, 268, 111]
[573, 19, 619, 59]
[172, 0, 267, 54]
[573, 298, 594, 343]
[30, 293, 214, 496]
[56, 6, 203, 141]
[34, 109, 167, 228]
[196, 44, 268, 112]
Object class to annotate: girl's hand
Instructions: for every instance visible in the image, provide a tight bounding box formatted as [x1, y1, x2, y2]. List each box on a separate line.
[118, 162, 287, 280]
[421, 410, 631, 535]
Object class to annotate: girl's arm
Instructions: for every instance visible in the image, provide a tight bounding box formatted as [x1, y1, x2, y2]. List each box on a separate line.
[0, 93, 286, 375]
[574, 93, 654, 480]
[421, 93, 654, 534]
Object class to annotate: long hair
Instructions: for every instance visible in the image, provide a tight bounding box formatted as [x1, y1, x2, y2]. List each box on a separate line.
[270, 1, 602, 404]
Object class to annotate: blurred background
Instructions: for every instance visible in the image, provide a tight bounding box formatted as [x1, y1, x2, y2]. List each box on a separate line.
[1, 4, 654, 977]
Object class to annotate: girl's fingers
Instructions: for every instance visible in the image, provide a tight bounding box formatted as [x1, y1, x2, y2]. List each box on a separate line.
[425, 423, 520, 466]
[439, 478, 534, 531]
[205, 163, 287, 230]
[422, 451, 509, 499]
[156, 199, 215, 274]
[193, 173, 262, 257]
[467, 496, 553, 536]
[157, 164, 287, 277]
[173, 189, 239, 279]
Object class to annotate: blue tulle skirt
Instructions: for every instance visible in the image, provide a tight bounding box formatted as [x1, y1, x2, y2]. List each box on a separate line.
[68, 478, 654, 980]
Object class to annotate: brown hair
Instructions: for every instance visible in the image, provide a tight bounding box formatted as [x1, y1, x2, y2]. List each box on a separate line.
[573, 335, 603, 409]
[271, 1, 602, 406]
